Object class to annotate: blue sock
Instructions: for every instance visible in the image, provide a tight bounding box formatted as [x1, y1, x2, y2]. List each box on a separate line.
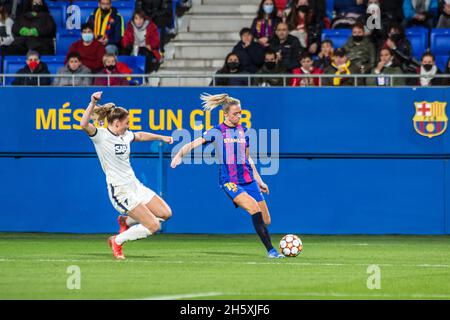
[251, 212, 274, 252]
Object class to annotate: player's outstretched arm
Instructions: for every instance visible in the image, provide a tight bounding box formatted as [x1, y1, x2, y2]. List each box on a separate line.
[133, 132, 174, 144]
[171, 137, 205, 168]
[248, 150, 270, 195]
[80, 91, 102, 136]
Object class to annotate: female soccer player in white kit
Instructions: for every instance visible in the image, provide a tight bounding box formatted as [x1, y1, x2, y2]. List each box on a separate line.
[80, 91, 173, 260]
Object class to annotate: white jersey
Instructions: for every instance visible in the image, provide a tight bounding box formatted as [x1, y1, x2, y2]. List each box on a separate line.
[90, 127, 138, 186]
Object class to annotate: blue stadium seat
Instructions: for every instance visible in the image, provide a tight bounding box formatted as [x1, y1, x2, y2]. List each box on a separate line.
[405, 27, 428, 60]
[56, 30, 80, 55]
[47, 2, 66, 28]
[3, 56, 65, 85]
[430, 28, 450, 57]
[321, 29, 352, 49]
[435, 55, 448, 72]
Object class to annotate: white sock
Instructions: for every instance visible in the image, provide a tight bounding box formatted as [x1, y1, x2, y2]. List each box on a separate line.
[115, 224, 152, 245]
[125, 216, 139, 227]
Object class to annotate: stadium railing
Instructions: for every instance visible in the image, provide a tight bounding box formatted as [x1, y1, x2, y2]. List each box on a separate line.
[0, 73, 449, 87]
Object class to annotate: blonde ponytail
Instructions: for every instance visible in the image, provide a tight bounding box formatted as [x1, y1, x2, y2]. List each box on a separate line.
[200, 93, 241, 112]
[91, 103, 116, 122]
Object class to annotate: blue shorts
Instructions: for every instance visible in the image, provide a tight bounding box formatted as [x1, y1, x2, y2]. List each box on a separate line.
[221, 181, 265, 207]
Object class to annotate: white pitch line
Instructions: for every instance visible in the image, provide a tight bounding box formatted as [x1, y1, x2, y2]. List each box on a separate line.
[142, 292, 223, 300]
[0, 258, 449, 269]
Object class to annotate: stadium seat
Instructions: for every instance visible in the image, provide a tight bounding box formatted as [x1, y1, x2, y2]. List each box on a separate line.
[430, 28, 450, 57]
[3, 56, 65, 85]
[47, 2, 66, 28]
[405, 27, 428, 60]
[321, 29, 352, 49]
[435, 55, 448, 72]
[56, 30, 80, 55]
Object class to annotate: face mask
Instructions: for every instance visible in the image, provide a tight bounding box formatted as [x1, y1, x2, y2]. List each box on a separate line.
[265, 61, 276, 70]
[227, 62, 239, 70]
[82, 33, 94, 43]
[32, 5, 43, 12]
[297, 5, 309, 13]
[390, 33, 401, 42]
[423, 64, 433, 72]
[28, 60, 39, 71]
[263, 4, 274, 14]
[352, 35, 364, 43]
[106, 64, 116, 71]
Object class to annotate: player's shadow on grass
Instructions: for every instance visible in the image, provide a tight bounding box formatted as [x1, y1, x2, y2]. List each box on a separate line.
[200, 251, 258, 257]
[79, 253, 163, 259]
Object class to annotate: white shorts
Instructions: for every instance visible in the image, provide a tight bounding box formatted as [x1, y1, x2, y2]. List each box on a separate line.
[107, 180, 156, 215]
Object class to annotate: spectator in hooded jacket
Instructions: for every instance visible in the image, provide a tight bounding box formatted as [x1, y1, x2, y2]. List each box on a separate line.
[254, 48, 288, 86]
[12, 50, 50, 85]
[87, 0, 124, 55]
[121, 10, 161, 73]
[135, 0, 173, 53]
[232, 27, 265, 73]
[7, 0, 55, 55]
[66, 23, 106, 73]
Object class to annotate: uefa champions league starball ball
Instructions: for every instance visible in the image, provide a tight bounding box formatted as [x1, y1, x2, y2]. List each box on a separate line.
[279, 234, 303, 257]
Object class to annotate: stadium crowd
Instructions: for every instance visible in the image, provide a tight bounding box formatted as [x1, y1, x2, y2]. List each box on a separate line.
[0, 0, 449, 86]
[214, 0, 450, 86]
[0, 0, 191, 85]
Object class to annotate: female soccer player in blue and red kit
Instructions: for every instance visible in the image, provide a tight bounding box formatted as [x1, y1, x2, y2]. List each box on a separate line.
[171, 93, 284, 258]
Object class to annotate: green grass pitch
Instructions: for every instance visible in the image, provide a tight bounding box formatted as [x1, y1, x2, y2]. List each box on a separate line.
[0, 233, 449, 300]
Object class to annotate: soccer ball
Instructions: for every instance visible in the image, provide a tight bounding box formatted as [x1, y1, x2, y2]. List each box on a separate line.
[279, 234, 302, 257]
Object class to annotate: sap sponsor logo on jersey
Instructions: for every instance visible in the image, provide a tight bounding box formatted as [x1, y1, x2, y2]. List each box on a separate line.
[35, 102, 252, 131]
[114, 144, 128, 155]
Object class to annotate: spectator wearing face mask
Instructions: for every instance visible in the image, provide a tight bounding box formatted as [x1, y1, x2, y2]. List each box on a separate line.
[437, 0, 450, 28]
[417, 52, 442, 86]
[7, 0, 56, 55]
[87, 0, 124, 55]
[291, 52, 324, 86]
[254, 49, 287, 86]
[403, 0, 438, 29]
[93, 53, 129, 86]
[12, 50, 50, 85]
[66, 23, 106, 73]
[211, 53, 249, 86]
[232, 27, 265, 74]
[383, 23, 418, 74]
[343, 22, 376, 73]
[286, 0, 321, 55]
[366, 47, 405, 86]
[54, 52, 92, 86]
[322, 48, 360, 86]
[251, 0, 281, 48]
[269, 22, 303, 71]
[314, 39, 334, 70]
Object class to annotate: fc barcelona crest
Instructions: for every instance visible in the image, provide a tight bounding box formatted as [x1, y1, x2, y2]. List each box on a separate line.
[413, 101, 448, 138]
